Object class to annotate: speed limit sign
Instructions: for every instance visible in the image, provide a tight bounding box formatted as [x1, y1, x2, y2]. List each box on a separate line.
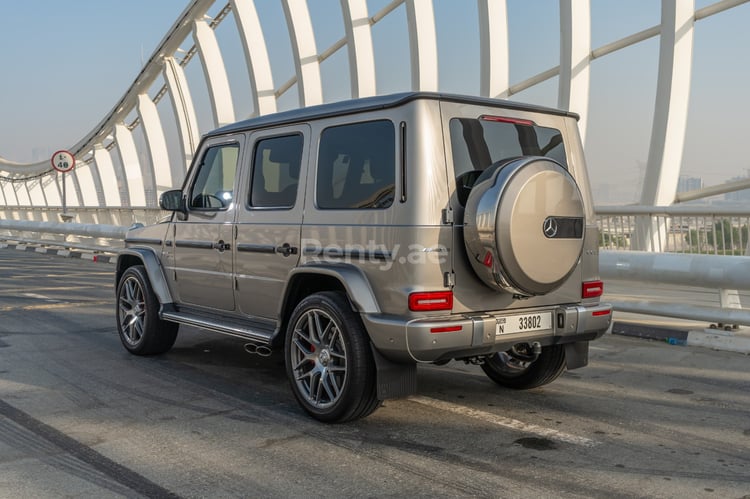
[51, 150, 75, 173]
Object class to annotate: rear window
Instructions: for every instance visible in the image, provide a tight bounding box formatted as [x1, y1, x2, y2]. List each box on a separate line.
[316, 120, 395, 210]
[450, 117, 567, 205]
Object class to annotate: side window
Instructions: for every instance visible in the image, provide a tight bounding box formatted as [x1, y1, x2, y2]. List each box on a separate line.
[189, 143, 239, 210]
[316, 120, 395, 210]
[249, 134, 304, 208]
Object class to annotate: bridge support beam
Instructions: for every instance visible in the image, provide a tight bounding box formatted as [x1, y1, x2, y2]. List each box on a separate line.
[114, 124, 146, 207]
[193, 19, 236, 127]
[68, 171, 84, 207]
[231, 0, 277, 115]
[15, 181, 31, 206]
[405, 0, 438, 91]
[163, 57, 200, 172]
[27, 178, 47, 206]
[341, 0, 376, 98]
[3, 182, 19, 206]
[84, 160, 106, 207]
[42, 174, 62, 206]
[635, 0, 695, 251]
[558, 0, 591, 146]
[282, 0, 323, 107]
[137, 94, 173, 199]
[94, 145, 122, 206]
[478, 0, 509, 98]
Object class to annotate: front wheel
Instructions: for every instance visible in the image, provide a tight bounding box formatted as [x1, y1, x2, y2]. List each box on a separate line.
[481, 344, 566, 389]
[116, 265, 178, 355]
[284, 292, 380, 423]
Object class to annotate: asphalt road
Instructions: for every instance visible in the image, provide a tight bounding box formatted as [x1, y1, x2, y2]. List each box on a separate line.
[0, 250, 748, 498]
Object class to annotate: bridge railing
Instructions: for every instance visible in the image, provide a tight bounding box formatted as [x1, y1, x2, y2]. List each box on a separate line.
[596, 205, 750, 327]
[596, 205, 750, 256]
[1, 205, 749, 327]
[0, 207, 166, 226]
[0, 208, 165, 252]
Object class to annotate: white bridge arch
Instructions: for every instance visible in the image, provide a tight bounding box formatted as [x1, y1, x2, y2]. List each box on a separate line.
[1, 0, 748, 250]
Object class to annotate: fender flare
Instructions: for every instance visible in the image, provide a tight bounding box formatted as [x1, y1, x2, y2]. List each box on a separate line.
[116, 247, 174, 305]
[281, 263, 381, 315]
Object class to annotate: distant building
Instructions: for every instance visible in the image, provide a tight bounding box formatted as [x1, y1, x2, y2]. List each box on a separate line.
[677, 175, 703, 193]
[724, 171, 750, 203]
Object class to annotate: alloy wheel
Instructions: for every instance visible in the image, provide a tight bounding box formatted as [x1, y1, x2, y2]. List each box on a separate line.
[289, 308, 348, 409]
[118, 276, 145, 346]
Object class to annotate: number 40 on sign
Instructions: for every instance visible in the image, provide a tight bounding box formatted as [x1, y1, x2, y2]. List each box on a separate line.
[51, 150, 75, 173]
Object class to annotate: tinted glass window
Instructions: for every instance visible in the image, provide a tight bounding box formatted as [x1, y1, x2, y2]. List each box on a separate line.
[450, 117, 567, 205]
[316, 120, 395, 210]
[249, 134, 303, 208]
[189, 143, 239, 210]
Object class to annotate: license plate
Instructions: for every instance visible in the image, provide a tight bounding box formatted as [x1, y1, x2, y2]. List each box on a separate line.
[496, 312, 553, 335]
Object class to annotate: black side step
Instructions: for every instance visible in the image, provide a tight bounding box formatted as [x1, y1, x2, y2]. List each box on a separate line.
[160, 308, 274, 345]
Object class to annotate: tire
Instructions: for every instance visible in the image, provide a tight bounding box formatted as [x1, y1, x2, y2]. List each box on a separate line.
[285, 291, 380, 423]
[481, 344, 566, 390]
[116, 265, 178, 355]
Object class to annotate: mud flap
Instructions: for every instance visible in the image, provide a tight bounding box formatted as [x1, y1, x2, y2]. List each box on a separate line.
[370, 343, 417, 399]
[564, 341, 589, 370]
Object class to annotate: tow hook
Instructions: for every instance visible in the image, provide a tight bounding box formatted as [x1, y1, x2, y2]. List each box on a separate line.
[244, 343, 273, 357]
[508, 342, 542, 363]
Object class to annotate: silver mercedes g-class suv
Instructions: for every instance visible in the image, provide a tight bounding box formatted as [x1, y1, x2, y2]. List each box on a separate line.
[115, 92, 611, 422]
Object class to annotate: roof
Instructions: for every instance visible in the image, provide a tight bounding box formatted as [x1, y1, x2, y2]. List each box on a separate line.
[207, 92, 579, 138]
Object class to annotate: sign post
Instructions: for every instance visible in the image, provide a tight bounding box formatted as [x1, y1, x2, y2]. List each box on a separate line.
[51, 150, 75, 221]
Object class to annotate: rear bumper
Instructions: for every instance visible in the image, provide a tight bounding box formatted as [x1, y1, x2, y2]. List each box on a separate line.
[362, 303, 612, 363]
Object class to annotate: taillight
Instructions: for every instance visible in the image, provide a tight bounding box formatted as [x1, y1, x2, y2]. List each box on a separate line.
[582, 280, 604, 299]
[480, 115, 536, 126]
[409, 291, 453, 312]
[430, 325, 463, 333]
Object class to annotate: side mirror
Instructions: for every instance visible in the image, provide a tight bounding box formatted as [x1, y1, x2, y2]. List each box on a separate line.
[159, 189, 187, 219]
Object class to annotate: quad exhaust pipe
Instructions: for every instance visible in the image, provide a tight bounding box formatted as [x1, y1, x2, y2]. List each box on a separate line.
[244, 343, 273, 357]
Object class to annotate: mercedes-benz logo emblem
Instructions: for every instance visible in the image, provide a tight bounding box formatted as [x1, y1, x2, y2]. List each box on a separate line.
[543, 217, 558, 238]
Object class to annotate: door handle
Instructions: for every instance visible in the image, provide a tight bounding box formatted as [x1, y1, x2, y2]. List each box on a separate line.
[275, 243, 298, 257]
[214, 240, 231, 252]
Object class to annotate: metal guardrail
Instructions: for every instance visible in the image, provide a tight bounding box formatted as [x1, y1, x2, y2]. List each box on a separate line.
[0, 219, 129, 253]
[0, 207, 166, 252]
[597, 206, 750, 326]
[1, 207, 749, 326]
[0, 207, 166, 226]
[0, 208, 167, 253]
[0, 219, 128, 240]
[600, 250, 750, 326]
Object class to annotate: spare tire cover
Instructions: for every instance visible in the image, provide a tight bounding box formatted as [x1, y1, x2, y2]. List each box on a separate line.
[463, 156, 585, 296]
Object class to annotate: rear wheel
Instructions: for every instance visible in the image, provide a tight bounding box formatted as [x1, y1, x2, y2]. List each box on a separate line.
[285, 291, 380, 423]
[116, 265, 178, 355]
[481, 344, 566, 389]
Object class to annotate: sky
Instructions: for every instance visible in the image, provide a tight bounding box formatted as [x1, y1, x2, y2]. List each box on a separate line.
[1, 0, 749, 204]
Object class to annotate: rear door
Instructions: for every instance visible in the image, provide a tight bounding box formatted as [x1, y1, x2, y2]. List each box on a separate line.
[440, 101, 582, 312]
[233, 125, 309, 321]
